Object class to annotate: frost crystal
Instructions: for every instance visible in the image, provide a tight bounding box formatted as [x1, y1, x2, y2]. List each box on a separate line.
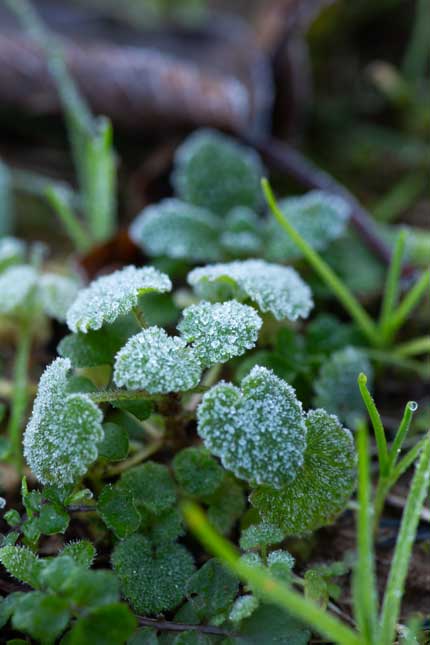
[23, 358, 104, 485]
[266, 191, 351, 261]
[39, 274, 80, 322]
[172, 129, 264, 216]
[129, 198, 222, 261]
[251, 409, 356, 534]
[67, 265, 172, 333]
[178, 300, 262, 368]
[188, 259, 313, 321]
[240, 521, 285, 550]
[0, 265, 38, 316]
[113, 327, 202, 394]
[229, 595, 259, 623]
[197, 366, 307, 488]
[0, 236, 26, 270]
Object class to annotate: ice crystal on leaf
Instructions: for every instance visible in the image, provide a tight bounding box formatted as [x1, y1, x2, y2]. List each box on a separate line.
[197, 366, 307, 488]
[129, 198, 222, 262]
[172, 129, 264, 216]
[188, 260, 313, 321]
[178, 300, 262, 368]
[0, 546, 43, 588]
[251, 409, 356, 535]
[113, 327, 202, 394]
[266, 191, 351, 261]
[66, 265, 172, 333]
[0, 265, 37, 316]
[229, 595, 259, 623]
[23, 358, 104, 485]
[239, 521, 285, 550]
[39, 274, 80, 322]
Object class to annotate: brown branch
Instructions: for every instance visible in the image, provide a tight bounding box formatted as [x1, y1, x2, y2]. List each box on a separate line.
[136, 615, 235, 637]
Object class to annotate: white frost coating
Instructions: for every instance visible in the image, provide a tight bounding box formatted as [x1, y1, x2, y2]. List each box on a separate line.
[113, 327, 202, 394]
[266, 190, 351, 261]
[188, 259, 313, 321]
[0, 237, 26, 268]
[129, 198, 222, 261]
[178, 300, 262, 368]
[66, 265, 172, 333]
[0, 265, 38, 315]
[39, 274, 80, 322]
[229, 595, 259, 623]
[267, 549, 295, 570]
[23, 358, 104, 485]
[240, 520, 285, 550]
[197, 366, 307, 489]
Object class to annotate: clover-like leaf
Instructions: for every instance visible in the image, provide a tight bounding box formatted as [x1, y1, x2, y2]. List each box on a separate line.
[0, 264, 38, 316]
[313, 346, 373, 427]
[97, 484, 141, 539]
[38, 273, 80, 322]
[172, 447, 224, 498]
[178, 300, 262, 368]
[120, 461, 177, 516]
[188, 260, 313, 321]
[197, 366, 307, 488]
[172, 129, 264, 216]
[265, 191, 350, 261]
[67, 265, 172, 333]
[113, 327, 202, 394]
[220, 207, 264, 256]
[112, 534, 195, 615]
[251, 409, 356, 535]
[23, 358, 104, 485]
[0, 236, 26, 272]
[129, 198, 222, 261]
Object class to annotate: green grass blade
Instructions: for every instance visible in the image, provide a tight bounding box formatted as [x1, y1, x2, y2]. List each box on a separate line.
[385, 270, 430, 341]
[358, 373, 389, 475]
[379, 230, 406, 341]
[386, 401, 418, 472]
[45, 185, 90, 253]
[395, 335, 430, 358]
[389, 436, 427, 486]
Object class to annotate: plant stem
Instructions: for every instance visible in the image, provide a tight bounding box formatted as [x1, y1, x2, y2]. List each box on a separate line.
[183, 502, 362, 645]
[262, 179, 381, 347]
[45, 185, 90, 253]
[378, 434, 430, 645]
[358, 373, 389, 476]
[395, 335, 430, 357]
[384, 269, 430, 342]
[89, 389, 156, 404]
[7, 317, 32, 470]
[379, 230, 406, 342]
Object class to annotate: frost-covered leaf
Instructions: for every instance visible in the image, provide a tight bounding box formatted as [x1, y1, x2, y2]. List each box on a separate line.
[267, 550, 295, 582]
[0, 546, 43, 588]
[265, 191, 350, 261]
[60, 541, 96, 569]
[0, 265, 37, 316]
[39, 273, 80, 322]
[173, 447, 224, 498]
[232, 603, 311, 645]
[37, 503, 69, 534]
[129, 199, 222, 262]
[97, 484, 141, 538]
[178, 300, 262, 368]
[251, 409, 356, 534]
[186, 559, 239, 621]
[221, 207, 263, 256]
[229, 595, 259, 623]
[0, 236, 25, 272]
[188, 260, 313, 321]
[239, 521, 285, 551]
[313, 346, 373, 427]
[172, 129, 264, 216]
[23, 358, 104, 485]
[12, 592, 70, 644]
[112, 534, 195, 614]
[197, 366, 307, 488]
[113, 327, 202, 394]
[64, 603, 136, 645]
[67, 265, 172, 333]
[121, 461, 177, 516]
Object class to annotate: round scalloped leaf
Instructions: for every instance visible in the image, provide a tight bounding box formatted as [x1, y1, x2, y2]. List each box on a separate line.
[0, 236, 26, 271]
[197, 366, 307, 488]
[266, 191, 350, 261]
[112, 533, 195, 615]
[172, 129, 264, 216]
[221, 207, 264, 256]
[0, 265, 38, 316]
[120, 461, 177, 516]
[187, 260, 313, 321]
[23, 358, 104, 485]
[313, 346, 373, 427]
[113, 327, 202, 394]
[172, 447, 224, 498]
[39, 274, 80, 322]
[67, 265, 172, 333]
[251, 409, 356, 535]
[129, 198, 222, 262]
[178, 300, 262, 368]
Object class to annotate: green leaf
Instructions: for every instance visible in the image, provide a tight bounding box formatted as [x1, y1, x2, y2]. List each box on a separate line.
[145, 506, 185, 544]
[63, 603, 136, 645]
[39, 555, 78, 592]
[12, 591, 70, 644]
[305, 314, 361, 355]
[61, 568, 120, 609]
[265, 191, 350, 262]
[67, 266, 172, 333]
[188, 260, 313, 321]
[97, 483, 141, 538]
[0, 545, 43, 588]
[130, 199, 222, 262]
[304, 570, 329, 608]
[172, 129, 264, 216]
[313, 346, 373, 427]
[37, 503, 70, 534]
[197, 366, 307, 488]
[173, 632, 213, 645]
[220, 207, 264, 256]
[110, 398, 153, 421]
[267, 550, 295, 583]
[172, 447, 224, 497]
[251, 409, 356, 534]
[178, 300, 262, 368]
[128, 628, 159, 645]
[0, 265, 38, 317]
[232, 603, 311, 644]
[239, 521, 285, 551]
[23, 358, 104, 485]
[60, 540, 96, 568]
[0, 592, 26, 629]
[186, 559, 239, 620]
[121, 461, 177, 515]
[206, 475, 245, 535]
[97, 423, 129, 462]
[38, 273, 80, 322]
[229, 595, 259, 623]
[114, 327, 202, 394]
[112, 534, 195, 614]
